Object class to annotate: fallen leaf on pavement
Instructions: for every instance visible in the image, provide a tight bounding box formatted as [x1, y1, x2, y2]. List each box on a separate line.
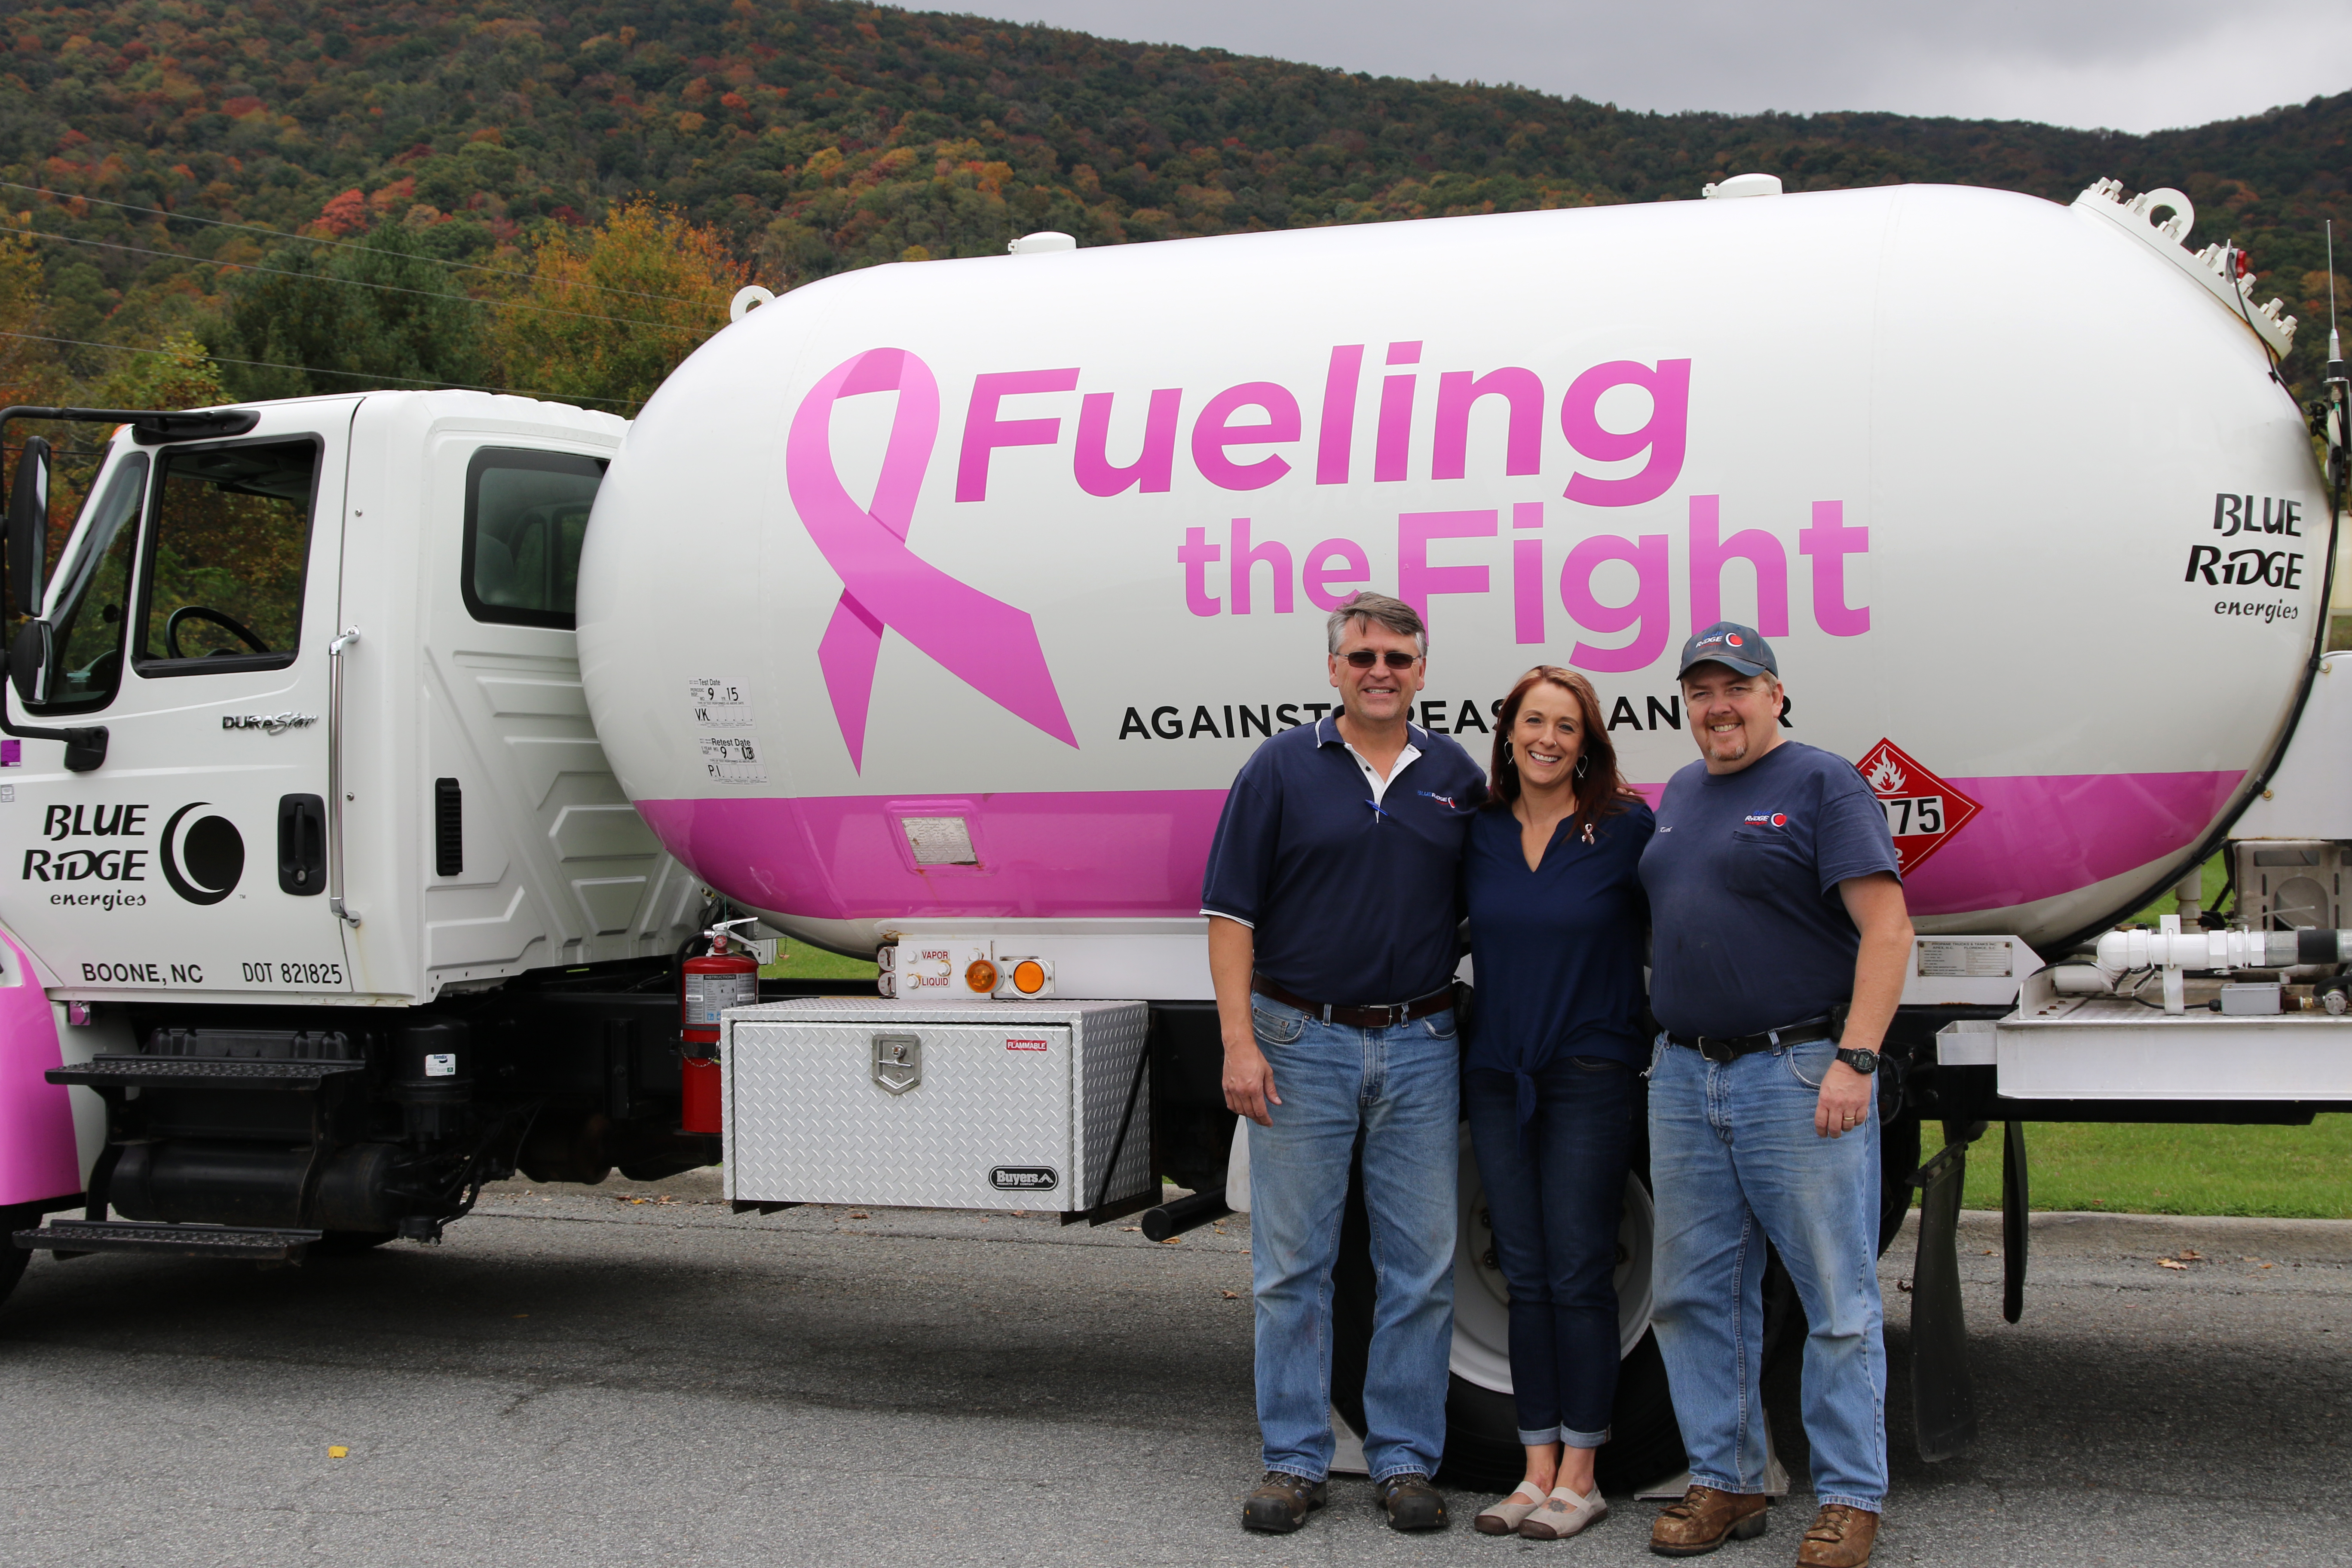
[1221, 1290, 1239, 1299]
[2157, 1258, 2188, 1270]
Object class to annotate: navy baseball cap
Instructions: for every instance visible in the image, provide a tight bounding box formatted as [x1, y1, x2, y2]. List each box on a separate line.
[1676, 622, 1778, 680]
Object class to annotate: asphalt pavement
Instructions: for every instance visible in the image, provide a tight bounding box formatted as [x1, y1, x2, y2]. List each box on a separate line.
[0, 1175, 2345, 1568]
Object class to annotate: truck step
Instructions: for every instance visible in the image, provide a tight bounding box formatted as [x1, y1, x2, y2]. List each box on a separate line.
[48, 1056, 366, 1090]
[13, 1220, 325, 1260]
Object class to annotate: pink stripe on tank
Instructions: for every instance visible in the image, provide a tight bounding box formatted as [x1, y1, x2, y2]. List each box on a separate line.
[637, 768, 2242, 927]
[1900, 770, 2243, 916]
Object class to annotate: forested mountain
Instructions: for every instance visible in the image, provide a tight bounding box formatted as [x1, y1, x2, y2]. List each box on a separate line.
[1, 0, 2346, 404]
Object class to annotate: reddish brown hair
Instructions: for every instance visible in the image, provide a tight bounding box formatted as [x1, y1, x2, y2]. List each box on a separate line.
[1486, 666, 1635, 824]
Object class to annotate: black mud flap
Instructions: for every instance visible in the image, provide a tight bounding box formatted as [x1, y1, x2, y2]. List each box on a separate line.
[1907, 1120, 1984, 1463]
[2001, 1119, 2029, 1325]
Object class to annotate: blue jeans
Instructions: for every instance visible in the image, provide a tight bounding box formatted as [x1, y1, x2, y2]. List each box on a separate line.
[1464, 1059, 1634, 1448]
[1648, 1034, 1888, 1512]
[1246, 995, 1459, 1483]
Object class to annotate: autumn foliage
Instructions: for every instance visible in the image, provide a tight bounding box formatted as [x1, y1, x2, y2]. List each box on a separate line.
[489, 200, 747, 413]
[0, 0, 2343, 407]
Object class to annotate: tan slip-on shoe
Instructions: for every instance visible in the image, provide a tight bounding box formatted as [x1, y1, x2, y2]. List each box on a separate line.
[1649, 1485, 1769, 1556]
[1474, 1485, 1550, 1535]
[1519, 1483, 1608, 1540]
[1795, 1504, 1879, 1566]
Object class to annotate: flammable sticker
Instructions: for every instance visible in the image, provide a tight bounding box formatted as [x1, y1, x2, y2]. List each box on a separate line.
[1856, 738, 1981, 876]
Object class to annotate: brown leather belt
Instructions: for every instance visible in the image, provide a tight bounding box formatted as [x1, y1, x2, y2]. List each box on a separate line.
[1252, 972, 1455, 1029]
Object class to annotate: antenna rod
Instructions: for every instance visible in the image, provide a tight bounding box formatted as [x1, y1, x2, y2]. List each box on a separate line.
[2329, 219, 2341, 366]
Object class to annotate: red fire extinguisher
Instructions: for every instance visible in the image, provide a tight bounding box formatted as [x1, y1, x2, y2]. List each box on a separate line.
[681, 918, 760, 1135]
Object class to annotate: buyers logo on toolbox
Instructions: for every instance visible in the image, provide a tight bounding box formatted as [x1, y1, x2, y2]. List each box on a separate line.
[989, 1165, 1058, 1191]
[1856, 739, 1980, 875]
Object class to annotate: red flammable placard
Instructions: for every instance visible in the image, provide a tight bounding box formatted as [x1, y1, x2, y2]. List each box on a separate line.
[1856, 738, 1981, 876]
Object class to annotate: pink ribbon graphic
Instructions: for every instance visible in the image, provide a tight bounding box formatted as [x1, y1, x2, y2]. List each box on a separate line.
[787, 347, 1078, 770]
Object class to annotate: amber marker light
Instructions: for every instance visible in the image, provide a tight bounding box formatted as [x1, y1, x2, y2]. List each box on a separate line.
[1011, 959, 1047, 994]
[966, 959, 1000, 992]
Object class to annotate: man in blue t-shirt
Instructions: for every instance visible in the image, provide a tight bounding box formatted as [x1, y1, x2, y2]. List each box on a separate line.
[1638, 623, 1913, 1568]
[1200, 591, 1485, 1536]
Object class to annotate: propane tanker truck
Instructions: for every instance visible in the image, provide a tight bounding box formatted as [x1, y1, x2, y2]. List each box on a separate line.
[0, 173, 2344, 1488]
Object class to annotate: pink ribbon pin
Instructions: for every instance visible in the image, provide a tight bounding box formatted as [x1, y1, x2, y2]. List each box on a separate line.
[787, 347, 1079, 771]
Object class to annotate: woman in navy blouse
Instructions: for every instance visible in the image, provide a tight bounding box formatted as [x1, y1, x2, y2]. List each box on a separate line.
[1463, 666, 1655, 1541]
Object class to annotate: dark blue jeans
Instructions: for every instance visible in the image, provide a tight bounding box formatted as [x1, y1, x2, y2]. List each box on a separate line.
[1464, 1059, 1635, 1447]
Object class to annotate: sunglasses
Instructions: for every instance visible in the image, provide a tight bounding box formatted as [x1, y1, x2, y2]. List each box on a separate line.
[1339, 650, 1422, 670]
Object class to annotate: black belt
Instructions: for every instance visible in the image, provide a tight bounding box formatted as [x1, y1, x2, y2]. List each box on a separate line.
[1253, 973, 1455, 1030]
[1668, 1016, 1834, 1064]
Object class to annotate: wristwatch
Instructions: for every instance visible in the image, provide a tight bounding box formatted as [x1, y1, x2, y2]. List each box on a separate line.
[1834, 1047, 1880, 1075]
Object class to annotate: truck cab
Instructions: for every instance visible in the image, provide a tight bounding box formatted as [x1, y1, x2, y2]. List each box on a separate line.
[0, 393, 707, 1262]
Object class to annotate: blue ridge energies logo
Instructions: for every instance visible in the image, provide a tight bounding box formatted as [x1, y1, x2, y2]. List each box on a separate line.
[159, 802, 243, 906]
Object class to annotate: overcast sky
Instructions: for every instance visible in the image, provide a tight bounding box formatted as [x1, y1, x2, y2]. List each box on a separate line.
[949, 0, 2352, 134]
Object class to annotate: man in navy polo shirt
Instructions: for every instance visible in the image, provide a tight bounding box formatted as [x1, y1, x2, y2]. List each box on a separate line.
[1638, 623, 1913, 1568]
[1200, 591, 1485, 1535]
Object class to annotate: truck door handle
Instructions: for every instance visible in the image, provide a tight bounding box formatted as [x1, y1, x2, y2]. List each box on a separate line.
[277, 793, 325, 895]
[327, 627, 360, 926]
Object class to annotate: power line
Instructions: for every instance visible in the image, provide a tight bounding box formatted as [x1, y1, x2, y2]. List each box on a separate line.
[0, 327, 640, 409]
[0, 221, 698, 331]
[0, 177, 732, 306]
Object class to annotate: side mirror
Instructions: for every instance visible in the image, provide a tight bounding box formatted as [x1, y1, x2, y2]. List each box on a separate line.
[6, 433, 49, 622]
[9, 618, 49, 706]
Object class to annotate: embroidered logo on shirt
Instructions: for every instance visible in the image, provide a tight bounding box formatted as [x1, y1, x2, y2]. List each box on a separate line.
[1743, 812, 1789, 827]
[1418, 790, 1459, 808]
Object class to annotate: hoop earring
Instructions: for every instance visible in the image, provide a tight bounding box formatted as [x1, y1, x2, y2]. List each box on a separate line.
[1574, 754, 1590, 778]
[1501, 742, 1514, 765]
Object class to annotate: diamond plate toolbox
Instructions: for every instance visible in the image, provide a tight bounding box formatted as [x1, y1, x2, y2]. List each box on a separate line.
[722, 998, 1151, 1213]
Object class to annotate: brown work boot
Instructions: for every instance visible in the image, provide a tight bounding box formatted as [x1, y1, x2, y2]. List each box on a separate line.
[1240, 1470, 1327, 1533]
[1795, 1504, 1878, 1566]
[1649, 1485, 1769, 1556]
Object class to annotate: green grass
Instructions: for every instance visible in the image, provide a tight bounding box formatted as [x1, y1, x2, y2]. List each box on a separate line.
[1957, 1116, 2352, 1218]
[2125, 849, 2227, 927]
[758, 936, 878, 983]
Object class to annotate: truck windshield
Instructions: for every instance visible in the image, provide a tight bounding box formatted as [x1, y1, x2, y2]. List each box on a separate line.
[34, 448, 148, 714]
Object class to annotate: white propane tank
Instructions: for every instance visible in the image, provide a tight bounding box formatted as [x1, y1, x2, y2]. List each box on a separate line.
[578, 180, 2328, 956]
